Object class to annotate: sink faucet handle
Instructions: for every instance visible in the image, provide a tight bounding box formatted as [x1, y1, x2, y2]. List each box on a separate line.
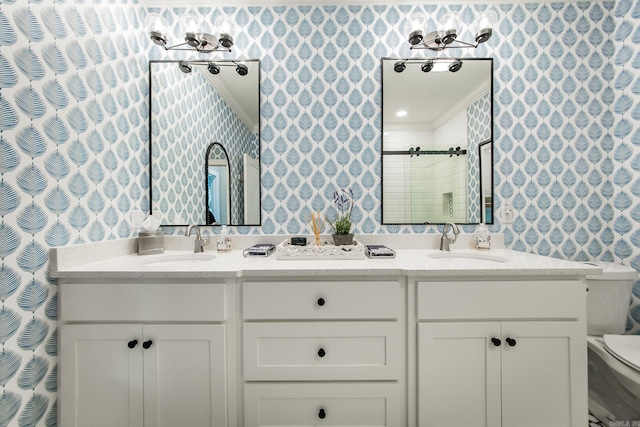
[186, 224, 203, 238]
[186, 225, 208, 253]
[440, 222, 459, 251]
[448, 223, 459, 243]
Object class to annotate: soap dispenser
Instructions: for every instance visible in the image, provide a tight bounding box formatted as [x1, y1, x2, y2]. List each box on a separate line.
[475, 224, 491, 250]
[217, 225, 232, 252]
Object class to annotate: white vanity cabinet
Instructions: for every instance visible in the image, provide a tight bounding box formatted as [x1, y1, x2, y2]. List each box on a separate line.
[59, 281, 228, 427]
[415, 279, 588, 427]
[242, 279, 405, 427]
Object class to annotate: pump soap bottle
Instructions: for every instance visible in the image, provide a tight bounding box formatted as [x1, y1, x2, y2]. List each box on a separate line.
[475, 224, 491, 250]
[217, 226, 232, 252]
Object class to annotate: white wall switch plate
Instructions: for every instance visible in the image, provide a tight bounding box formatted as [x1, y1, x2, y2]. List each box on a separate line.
[131, 210, 145, 229]
[501, 202, 514, 224]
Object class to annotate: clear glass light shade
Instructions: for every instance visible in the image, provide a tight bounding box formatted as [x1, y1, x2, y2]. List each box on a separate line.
[145, 13, 169, 46]
[145, 13, 169, 34]
[470, 10, 498, 42]
[437, 12, 461, 45]
[470, 10, 498, 33]
[214, 15, 235, 49]
[404, 12, 428, 45]
[214, 15, 233, 35]
[179, 13, 201, 34]
[438, 12, 462, 32]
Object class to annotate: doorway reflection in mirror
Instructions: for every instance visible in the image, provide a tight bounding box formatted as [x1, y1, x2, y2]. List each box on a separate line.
[206, 142, 231, 225]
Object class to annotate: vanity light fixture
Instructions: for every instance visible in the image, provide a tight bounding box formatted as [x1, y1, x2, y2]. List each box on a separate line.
[394, 58, 464, 73]
[207, 63, 220, 75]
[178, 60, 250, 76]
[448, 59, 463, 72]
[405, 10, 497, 51]
[146, 13, 236, 53]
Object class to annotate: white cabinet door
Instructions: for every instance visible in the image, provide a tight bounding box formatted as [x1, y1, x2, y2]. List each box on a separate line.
[501, 321, 587, 427]
[61, 324, 227, 427]
[143, 324, 227, 427]
[60, 324, 144, 427]
[419, 321, 587, 427]
[418, 322, 502, 427]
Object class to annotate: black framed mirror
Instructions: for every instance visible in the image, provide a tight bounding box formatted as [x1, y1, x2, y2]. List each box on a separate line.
[381, 57, 493, 225]
[149, 59, 261, 226]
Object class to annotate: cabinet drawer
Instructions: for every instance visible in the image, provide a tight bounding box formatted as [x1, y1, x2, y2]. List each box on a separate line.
[60, 282, 226, 322]
[244, 382, 401, 427]
[243, 280, 401, 320]
[244, 322, 401, 381]
[417, 280, 586, 320]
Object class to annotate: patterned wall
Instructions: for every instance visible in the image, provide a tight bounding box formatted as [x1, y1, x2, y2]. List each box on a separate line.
[612, 0, 640, 333]
[0, 0, 148, 424]
[1, 0, 640, 425]
[467, 90, 492, 223]
[150, 62, 256, 225]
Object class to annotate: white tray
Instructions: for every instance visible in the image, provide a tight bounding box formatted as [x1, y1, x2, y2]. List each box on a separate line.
[275, 238, 366, 260]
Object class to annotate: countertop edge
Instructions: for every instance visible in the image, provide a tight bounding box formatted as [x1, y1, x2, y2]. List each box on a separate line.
[49, 238, 603, 280]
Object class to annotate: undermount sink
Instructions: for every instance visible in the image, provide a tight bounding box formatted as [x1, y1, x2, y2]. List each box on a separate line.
[141, 253, 216, 267]
[428, 251, 508, 263]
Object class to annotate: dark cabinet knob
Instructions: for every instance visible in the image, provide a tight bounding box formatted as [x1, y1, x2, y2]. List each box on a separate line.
[143, 340, 153, 349]
[318, 408, 326, 419]
[317, 348, 326, 358]
[506, 338, 517, 347]
[127, 339, 138, 349]
[491, 338, 501, 347]
[317, 298, 325, 306]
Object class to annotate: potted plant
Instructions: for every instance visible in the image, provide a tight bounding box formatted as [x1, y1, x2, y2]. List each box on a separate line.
[326, 188, 355, 246]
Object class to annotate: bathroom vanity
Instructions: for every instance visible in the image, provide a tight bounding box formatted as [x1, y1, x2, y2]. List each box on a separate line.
[51, 237, 598, 427]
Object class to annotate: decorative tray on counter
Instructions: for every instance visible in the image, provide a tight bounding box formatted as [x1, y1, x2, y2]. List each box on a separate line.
[275, 239, 366, 260]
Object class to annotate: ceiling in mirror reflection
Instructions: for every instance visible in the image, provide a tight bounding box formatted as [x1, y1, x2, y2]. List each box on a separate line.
[194, 62, 260, 132]
[384, 59, 491, 130]
[149, 60, 261, 227]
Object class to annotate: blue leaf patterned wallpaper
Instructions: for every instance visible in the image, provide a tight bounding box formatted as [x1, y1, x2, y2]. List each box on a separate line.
[1, 0, 640, 424]
[1, 0, 147, 424]
[613, 0, 640, 335]
[467, 91, 492, 223]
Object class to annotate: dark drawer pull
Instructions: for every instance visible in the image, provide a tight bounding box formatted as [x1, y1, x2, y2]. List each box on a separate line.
[491, 338, 501, 347]
[127, 339, 138, 349]
[318, 408, 326, 419]
[317, 297, 325, 306]
[506, 338, 517, 347]
[317, 348, 326, 358]
[143, 340, 153, 349]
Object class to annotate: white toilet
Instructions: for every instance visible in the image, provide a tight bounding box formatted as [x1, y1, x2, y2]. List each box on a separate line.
[586, 262, 640, 424]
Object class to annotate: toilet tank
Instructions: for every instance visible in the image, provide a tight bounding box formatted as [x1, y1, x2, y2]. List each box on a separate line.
[586, 262, 637, 335]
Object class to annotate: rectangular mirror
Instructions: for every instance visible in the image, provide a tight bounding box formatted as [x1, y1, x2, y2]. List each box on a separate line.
[149, 59, 261, 226]
[381, 57, 493, 225]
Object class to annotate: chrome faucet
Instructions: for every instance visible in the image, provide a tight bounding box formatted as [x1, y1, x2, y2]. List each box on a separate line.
[185, 225, 209, 253]
[440, 223, 459, 251]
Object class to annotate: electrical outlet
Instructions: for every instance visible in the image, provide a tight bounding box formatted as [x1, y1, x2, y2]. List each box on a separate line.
[131, 210, 145, 229]
[502, 202, 514, 224]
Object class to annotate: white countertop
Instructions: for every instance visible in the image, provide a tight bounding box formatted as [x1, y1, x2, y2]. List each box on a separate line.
[49, 235, 601, 280]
